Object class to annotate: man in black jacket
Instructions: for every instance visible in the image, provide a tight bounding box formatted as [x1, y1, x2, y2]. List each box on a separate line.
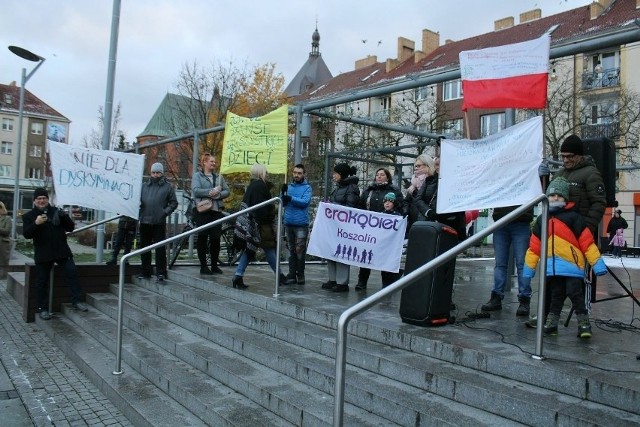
[22, 187, 88, 320]
[138, 162, 178, 282]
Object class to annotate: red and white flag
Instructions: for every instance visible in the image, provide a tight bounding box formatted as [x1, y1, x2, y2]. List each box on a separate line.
[459, 34, 550, 111]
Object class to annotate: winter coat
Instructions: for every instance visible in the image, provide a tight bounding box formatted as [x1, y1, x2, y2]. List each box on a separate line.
[139, 176, 178, 225]
[413, 173, 466, 240]
[554, 156, 606, 236]
[610, 228, 625, 247]
[283, 179, 312, 226]
[493, 205, 534, 224]
[243, 178, 275, 225]
[22, 205, 75, 263]
[523, 202, 607, 279]
[330, 176, 360, 208]
[0, 215, 11, 267]
[191, 171, 230, 211]
[117, 216, 138, 231]
[360, 181, 404, 213]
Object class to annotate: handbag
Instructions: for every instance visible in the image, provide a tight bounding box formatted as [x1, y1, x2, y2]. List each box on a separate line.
[196, 198, 213, 213]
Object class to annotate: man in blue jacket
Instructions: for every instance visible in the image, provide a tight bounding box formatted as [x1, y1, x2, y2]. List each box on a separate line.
[281, 164, 312, 284]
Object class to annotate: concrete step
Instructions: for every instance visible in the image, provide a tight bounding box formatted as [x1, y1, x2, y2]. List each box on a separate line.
[121, 278, 640, 427]
[62, 298, 388, 426]
[163, 269, 640, 417]
[94, 287, 513, 426]
[36, 312, 208, 427]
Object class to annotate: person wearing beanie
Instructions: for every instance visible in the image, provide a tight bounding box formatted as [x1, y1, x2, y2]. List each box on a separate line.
[22, 187, 89, 320]
[138, 162, 178, 282]
[554, 134, 606, 238]
[356, 168, 404, 290]
[523, 176, 607, 339]
[322, 163, 360, 292]
[150, 162, 164, 174]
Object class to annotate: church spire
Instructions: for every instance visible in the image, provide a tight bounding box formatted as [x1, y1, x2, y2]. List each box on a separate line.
[311, 23, 320, 57]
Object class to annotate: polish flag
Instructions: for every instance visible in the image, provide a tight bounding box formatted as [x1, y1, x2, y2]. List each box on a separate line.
[459, 34, 550, 111]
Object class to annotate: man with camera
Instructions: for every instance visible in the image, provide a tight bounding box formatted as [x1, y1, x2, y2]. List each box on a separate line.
[22, 187, 88, 320]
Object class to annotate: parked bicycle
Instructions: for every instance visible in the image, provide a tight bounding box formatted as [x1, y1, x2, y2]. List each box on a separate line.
[169, 195, 242, 269]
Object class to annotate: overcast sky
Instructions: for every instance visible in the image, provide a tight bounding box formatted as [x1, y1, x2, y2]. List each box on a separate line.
[1, 0, 588, 145]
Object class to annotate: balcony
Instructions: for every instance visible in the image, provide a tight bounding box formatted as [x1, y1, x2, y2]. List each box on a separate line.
[580, 122, 620, 140]
[581, 68, 620, 90]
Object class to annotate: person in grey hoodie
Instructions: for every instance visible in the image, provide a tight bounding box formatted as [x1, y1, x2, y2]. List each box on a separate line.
[138, 162, 178, 282]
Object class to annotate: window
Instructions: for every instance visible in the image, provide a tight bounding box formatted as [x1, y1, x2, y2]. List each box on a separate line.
[443, 119, 464, 139]
[1, 141, 12, 154]
[480, 113, 506, 137]
[414, 86, 429, 101]
[3, 94, 12, 104]
[31, 122, 43, 135]
[29, 145, 42, 157]
[443, 80, 462, 101]
[2, 118, 14, 131]
[301, 139, 309, 158]
[28, 168, 42, 179]
[0, 165, 11, 177]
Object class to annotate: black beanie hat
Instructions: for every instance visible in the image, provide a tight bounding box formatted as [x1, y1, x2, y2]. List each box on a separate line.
[33, 187, 49, 199]
[334, 163, 352, 179]
[560, 134, 583, 155]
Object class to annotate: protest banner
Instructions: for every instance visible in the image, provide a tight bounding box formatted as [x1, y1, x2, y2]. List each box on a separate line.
[437, 116, 543, 214]
[220, 104, 288, 174]
[307, 202, 407, 273]
[47, 141, 145, 218]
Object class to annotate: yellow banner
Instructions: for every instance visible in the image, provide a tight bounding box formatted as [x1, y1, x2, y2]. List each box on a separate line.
[220, 105, 288, 174]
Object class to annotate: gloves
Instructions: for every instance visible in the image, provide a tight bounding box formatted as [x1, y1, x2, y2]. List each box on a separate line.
[523, 265, 536, 279]
[281, 195, 292, 206]
[538, 160, 550, 177]
[592, 259, 608, 276]
[281, 184, 288, 195]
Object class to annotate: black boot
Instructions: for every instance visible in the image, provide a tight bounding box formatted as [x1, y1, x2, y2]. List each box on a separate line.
[481, 292, 502, 311]
[516, 297, 530, 317]
[322, 280, 337, 290]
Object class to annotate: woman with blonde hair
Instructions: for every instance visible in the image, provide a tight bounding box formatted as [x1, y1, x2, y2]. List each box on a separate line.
[405, 154, 435, 227]
[232, 163, 285, 289]
[0, 201, 11, 279]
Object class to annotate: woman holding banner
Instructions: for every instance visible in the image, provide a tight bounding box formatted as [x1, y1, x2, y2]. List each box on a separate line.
[321, 163, 361, 293]
[192, 153, 230, 275]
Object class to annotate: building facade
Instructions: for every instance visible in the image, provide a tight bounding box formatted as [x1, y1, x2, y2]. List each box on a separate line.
[0, 82, 69, 215]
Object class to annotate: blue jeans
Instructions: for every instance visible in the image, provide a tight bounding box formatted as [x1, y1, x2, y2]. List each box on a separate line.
[492, 221, 532, 299]
[234, 248, 277, 277]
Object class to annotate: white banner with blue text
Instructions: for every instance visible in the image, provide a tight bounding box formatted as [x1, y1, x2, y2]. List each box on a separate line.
[437, 115, 543, 213]
[47, 142, 145, 218]
[307, 202, 407, 273]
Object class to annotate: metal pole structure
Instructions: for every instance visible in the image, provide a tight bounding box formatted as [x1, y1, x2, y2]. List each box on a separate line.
[96, 0, 122, 262]
[294, 104, 303, 165]
[7, 47, 45, 240]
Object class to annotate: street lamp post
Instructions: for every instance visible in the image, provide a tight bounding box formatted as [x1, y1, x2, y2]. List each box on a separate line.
[8, 46, 46, 240]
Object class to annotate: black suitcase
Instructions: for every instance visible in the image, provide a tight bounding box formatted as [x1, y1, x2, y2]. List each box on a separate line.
[400, 221, 458, 326]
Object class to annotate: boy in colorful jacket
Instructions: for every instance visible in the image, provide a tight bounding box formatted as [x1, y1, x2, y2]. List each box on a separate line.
[523, 177, 607, 338]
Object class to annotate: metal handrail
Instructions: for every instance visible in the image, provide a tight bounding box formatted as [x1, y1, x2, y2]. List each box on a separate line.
[113, 196, 283, 374]
[332, 195, 549, 426]
[47, 214, 124, 313]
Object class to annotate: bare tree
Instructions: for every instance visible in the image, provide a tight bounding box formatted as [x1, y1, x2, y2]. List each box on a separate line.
[81, 103, 125, 150]
[534, 66, 640, 164]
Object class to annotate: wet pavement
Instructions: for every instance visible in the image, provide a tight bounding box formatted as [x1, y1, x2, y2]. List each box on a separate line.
[2, 245, 639, 425]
